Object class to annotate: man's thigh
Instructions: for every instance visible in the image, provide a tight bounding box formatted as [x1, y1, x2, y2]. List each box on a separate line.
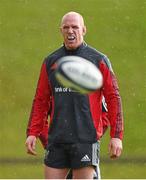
[44, 165, 69, 179]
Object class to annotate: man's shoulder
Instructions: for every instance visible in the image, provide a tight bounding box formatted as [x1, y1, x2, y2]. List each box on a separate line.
[85, 44, 113, 70]
[86, 44, 107, 59]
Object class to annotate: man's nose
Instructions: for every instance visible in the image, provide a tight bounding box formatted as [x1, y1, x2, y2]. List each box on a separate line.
[68, 27, 73, 33]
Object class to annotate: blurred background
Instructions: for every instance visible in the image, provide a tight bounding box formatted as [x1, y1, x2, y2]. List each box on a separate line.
[0, 0, 146, 178]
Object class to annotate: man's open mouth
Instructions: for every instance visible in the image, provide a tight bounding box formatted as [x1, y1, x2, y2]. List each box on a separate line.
[67, 35, 75, 41]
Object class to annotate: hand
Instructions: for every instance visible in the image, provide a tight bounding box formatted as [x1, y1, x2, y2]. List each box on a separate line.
[108, 138, 123, 159]
[25, 135, 37, 156]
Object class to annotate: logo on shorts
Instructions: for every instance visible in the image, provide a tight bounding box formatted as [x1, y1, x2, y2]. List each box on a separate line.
[81, 155, 91, 162]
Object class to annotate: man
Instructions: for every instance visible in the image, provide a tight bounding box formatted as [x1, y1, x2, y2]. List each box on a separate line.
[25, 11, 124, 179]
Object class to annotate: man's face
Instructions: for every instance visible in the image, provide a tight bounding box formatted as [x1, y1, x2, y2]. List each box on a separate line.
[60, 15, 86, 50]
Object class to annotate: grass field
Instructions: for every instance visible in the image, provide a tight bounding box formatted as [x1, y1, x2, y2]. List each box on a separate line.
[0, 0, 146, 178]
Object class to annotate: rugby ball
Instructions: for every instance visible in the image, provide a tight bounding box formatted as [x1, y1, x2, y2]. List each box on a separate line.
[55, 56, 103, 94]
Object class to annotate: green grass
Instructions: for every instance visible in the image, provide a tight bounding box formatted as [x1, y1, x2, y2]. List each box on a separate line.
[0, 0, 146, 178]
[101, 163, 146, 179]
[0, 163, 44, 179]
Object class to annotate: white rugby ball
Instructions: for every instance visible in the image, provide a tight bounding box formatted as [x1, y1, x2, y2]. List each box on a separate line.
[55, 56, 103, 94]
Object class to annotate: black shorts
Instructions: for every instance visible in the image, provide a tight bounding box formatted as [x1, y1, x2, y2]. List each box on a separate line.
[44, 142, 100, 169]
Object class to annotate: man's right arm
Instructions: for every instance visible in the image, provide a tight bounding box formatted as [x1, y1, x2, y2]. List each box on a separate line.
[25, 60, 51, 155]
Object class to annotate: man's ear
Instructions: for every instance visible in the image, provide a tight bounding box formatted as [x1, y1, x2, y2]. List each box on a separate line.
[60, 27, 63, 34]
[83, 26, 87, 36]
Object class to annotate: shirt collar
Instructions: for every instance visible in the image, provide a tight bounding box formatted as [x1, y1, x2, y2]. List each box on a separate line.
[63, 42, 87, 55]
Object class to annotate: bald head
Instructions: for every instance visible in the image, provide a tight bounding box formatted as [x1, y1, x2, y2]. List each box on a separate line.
[61, 11, 85, 27]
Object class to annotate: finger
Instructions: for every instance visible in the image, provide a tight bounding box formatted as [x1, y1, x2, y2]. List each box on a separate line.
[116, 147, 122, 157]
[32, 138, 36, 150]
[110, 150, 117, 159]
[110, 154, 117, 159]
[110, 147, 122, 159]
[27, 149, 37, 156]
[27, 145, 37, 155]
[31, 139, 37, 155]
[109, 144, 116, 155]
[109, 145, 117, 158]
[110, 151, 121, 159]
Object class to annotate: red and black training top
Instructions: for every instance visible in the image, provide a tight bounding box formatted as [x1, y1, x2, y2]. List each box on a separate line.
[27, 43, 124, 144]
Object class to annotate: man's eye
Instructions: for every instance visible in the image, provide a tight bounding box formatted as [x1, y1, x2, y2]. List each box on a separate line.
[72, 26, 79, 29]
[63, 26, 69, 29]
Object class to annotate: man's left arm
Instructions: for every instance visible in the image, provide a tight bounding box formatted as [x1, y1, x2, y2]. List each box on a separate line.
[99, 57, 124, 158]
